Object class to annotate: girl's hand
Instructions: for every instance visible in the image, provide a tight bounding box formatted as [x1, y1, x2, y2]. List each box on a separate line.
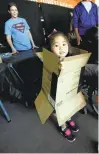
[59, 57, 65, 70]
[60, 61, 64, 70]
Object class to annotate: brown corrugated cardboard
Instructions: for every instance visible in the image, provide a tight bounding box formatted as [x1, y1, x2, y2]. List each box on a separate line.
[35, 47, 91, 126]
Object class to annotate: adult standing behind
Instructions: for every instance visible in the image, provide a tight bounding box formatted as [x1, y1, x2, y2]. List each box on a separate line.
[73, 0, 98, 115]
[73, 0, 98, 46]
[5, 2, 38, 54]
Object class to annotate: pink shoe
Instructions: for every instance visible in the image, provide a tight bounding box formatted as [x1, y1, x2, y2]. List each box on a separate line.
[59, 126, 76, 142]
[66, 120, 79, 132]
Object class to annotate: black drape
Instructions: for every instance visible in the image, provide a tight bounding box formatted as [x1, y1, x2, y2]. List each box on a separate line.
[0, 0, 9, 45]
[40, 3, 71, 36]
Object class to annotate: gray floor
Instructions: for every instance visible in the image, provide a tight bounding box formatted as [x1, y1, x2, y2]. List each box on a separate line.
[0, 101, 98, 153]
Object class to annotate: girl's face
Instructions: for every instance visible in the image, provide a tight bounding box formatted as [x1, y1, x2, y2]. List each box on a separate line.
[51, 35, 69, 58]
[9, 6, 18, 19]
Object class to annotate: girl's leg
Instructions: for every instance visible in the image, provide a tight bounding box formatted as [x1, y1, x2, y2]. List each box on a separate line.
[52, 112, 76, 142]
[61, 123, 67, 131]
[60, 122, 76, 142]
[66, 118, 79, 132]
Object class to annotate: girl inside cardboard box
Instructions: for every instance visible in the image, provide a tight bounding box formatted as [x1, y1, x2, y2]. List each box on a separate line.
[47, 29, 98, 142]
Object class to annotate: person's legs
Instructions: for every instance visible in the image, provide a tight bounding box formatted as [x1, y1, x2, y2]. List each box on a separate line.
[84, 64, 98, 77]
[52, 112, 76, 142]
[66, 119, 79, 132]
[82, 64, 98, 97]
[60, 122, 76, 142]
[81, 64, 98, 114]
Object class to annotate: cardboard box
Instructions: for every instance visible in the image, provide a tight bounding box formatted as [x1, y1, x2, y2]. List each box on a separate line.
[35, 47, 91, 126]
[0, 57, 2, 64]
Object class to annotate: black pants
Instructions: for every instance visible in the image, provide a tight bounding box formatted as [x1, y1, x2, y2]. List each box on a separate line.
[84, 64, 98, 78]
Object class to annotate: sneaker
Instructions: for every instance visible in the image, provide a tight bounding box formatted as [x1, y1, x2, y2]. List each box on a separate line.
[59, 127, 76, 142]
[66, 120, 79, 132]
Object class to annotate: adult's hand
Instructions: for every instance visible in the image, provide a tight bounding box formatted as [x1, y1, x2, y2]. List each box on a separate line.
[76, 35, 82, 45]
[33, 45, 39, 49]
[12, 48, 19, 54]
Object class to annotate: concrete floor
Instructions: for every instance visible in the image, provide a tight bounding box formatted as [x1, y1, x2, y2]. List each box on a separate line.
[0, 101, 98, 153]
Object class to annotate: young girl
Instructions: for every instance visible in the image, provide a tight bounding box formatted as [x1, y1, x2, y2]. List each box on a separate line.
[48, 30, 79, 142]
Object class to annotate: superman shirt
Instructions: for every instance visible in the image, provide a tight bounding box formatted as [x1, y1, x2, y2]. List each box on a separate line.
[5, 17, 32, 50]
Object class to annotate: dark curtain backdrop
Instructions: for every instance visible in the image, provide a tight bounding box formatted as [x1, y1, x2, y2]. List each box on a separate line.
[0, 0, 9, 45]
[40, 3, 73, 36]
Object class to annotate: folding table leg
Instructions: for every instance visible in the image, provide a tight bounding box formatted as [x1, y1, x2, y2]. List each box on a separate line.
[0, 100, 11, 122]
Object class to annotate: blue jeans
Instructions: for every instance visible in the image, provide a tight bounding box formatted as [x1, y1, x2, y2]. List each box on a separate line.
[18, 48, 33, 54]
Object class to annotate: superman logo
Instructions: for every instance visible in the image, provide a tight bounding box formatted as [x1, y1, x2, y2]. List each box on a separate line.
[12, 22, 25, 33]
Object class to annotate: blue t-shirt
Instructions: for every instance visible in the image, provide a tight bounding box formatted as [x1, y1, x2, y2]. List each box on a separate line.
[5, 17, 32, 50]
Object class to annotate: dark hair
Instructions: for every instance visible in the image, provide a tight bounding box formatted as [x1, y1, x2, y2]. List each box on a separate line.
[48, 31, 72, 54]
[8, 2, 17, 11]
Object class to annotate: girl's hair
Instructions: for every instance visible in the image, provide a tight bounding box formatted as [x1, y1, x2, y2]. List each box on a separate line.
[8, 2, 17, 11]
[48, 31, 72, 54]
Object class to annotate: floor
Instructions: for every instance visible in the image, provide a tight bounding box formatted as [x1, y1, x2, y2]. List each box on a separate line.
[0, 101, 98, 153]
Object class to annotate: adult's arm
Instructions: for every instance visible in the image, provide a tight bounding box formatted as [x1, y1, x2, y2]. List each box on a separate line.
[73, 6, 82, 45]
[5, 22, 18, 54]
[74, 28, 82, 45]
[27, 30, 38, 49]
[23, 19, 38, 49]
[95, 5, 98, 26]
[6, 35, 18, 54]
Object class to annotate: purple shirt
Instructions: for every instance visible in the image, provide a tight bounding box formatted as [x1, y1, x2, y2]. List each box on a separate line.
[73, 2, 98, 36]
